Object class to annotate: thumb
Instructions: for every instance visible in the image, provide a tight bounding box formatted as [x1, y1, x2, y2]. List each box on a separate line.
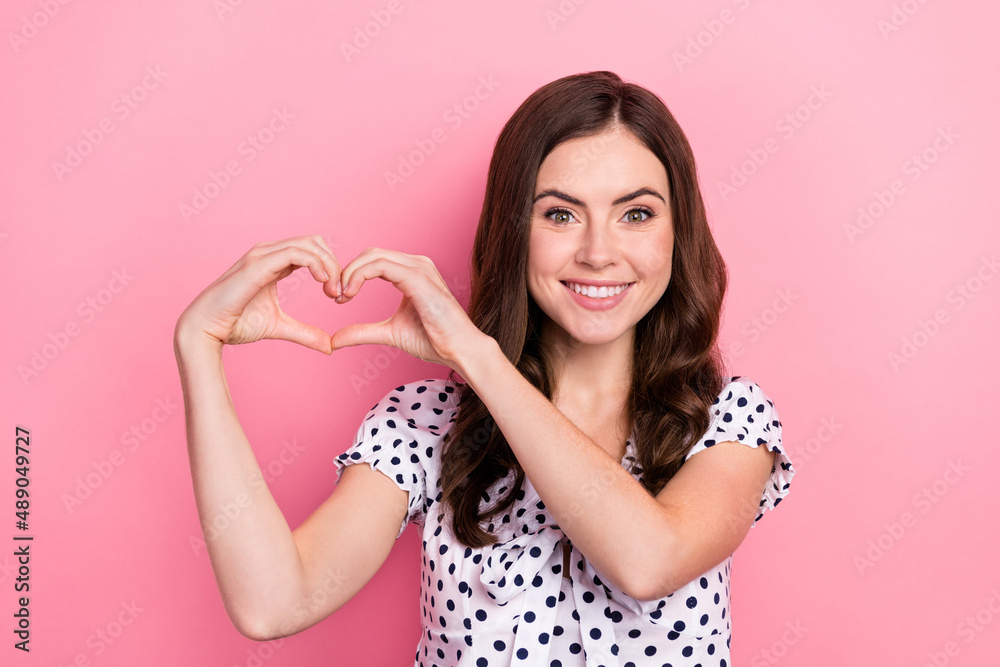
[330, 319, 392, 351]
[272, 314, 335, 355]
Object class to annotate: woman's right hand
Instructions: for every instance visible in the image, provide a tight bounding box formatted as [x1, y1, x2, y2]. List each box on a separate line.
[174, 234, 342, 355]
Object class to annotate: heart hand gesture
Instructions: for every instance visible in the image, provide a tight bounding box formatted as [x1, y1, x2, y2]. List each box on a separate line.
[174, 235, 487, 372]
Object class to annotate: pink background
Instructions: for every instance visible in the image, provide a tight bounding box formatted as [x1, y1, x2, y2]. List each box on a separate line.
[2, 0, 998, 664]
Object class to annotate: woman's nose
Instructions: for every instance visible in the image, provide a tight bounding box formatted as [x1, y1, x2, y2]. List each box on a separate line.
[575, 221, 617, 268]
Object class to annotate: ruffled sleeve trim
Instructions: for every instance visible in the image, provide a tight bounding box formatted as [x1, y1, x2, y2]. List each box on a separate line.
[332, 378, 458, 539]
[684, 376, 794, 526]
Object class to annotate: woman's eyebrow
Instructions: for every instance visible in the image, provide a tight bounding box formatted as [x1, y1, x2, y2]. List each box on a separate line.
[533, 187, 666, 206]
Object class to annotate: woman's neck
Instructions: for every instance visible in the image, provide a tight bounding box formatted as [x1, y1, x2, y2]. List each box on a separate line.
[540, 322, 633, 410]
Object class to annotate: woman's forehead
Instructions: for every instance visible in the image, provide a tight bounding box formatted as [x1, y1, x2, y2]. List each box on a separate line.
[534, 131, 670, 203]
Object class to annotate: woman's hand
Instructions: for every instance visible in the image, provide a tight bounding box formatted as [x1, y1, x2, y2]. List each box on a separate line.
[330, 247, 486, 370]
[174, 234, 342, 355]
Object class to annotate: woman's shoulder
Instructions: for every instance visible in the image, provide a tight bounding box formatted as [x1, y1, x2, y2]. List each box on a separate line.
[366, 376, 462, 408]
[714, 374, 772, 400]
[704, 375, 779, 419]
[358, 377, 463, 434]
[683, 374, 784, 458]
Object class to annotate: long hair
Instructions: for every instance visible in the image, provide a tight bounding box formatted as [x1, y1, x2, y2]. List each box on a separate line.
[441, 71, 729, 548]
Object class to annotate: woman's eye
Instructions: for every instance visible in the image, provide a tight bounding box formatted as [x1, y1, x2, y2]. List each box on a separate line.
[625, 208, 652, 223]
[547, 209, 574, 224]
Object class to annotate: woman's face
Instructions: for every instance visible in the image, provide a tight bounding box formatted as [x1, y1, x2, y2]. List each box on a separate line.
[527, 126, 674, 351]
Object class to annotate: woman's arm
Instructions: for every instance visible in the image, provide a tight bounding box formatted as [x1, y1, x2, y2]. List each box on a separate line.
[175, 236, 409, 639]
[176, 330, 409, 639]
[452, 337, 775, 601]
[176, 330, 302, 638]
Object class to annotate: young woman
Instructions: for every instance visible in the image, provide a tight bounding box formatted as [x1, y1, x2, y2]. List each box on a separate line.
[174, 71, 795, 666]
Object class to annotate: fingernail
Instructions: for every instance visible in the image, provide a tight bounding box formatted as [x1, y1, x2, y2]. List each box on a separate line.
[335, 279, 343, 297]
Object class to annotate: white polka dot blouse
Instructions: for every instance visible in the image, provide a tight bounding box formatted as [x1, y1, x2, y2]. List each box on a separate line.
[334, 376, 794, 666]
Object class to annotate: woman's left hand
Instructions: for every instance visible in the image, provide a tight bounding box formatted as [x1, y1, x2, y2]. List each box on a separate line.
[330, 247, 487, 370]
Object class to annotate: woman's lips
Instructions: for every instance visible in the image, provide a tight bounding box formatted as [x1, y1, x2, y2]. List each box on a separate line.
[561, 281, 633, 310]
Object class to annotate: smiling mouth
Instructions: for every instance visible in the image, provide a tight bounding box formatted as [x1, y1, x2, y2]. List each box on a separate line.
[561, 281, 634, 299]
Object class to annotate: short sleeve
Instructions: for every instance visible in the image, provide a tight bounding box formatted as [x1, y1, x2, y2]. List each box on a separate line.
[684, 376, 794, 526]
[332, 379, 457, 539]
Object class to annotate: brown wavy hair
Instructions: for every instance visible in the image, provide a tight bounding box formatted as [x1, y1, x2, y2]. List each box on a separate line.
[441, 71, 729, 548]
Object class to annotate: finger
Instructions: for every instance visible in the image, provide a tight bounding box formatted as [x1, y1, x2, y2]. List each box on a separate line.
[211, 238, 310, 288]
[241, 236, 342, 295]
[330, 319, 392, 351]
[249, 245, 333, 291]
[302, 234, 343, 298]
[311, 233, 337, 258]
[272, 312, 335, 355]
[247, 234, 322, 254]
[338, 251, 427, 300]
[339, 247, 424, 284]
[274, 235, 342, 295]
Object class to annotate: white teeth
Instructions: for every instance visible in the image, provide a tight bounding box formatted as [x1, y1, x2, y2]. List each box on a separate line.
[565, 282, 630, 299]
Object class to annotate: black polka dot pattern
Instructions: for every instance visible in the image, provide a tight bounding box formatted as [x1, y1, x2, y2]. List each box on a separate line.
[686, 376, 793, 528]
[332, 377, 793, 666]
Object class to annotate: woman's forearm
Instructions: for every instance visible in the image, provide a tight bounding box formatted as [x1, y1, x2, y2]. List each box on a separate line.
[453, 336, 678, 598]
[174, 326, 306, 639]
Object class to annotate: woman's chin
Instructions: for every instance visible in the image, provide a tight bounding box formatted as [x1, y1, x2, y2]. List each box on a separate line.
[550, 323, 633, 351]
